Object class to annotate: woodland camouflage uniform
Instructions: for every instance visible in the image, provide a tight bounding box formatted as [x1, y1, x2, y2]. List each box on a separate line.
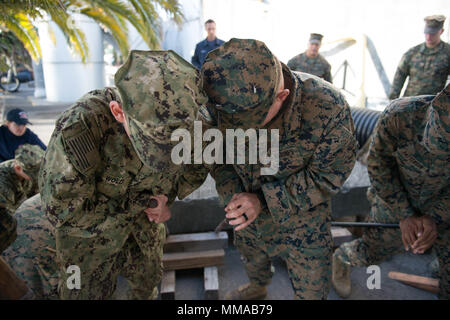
[389, 15, 450, 99]
[202, 38, 357, 299]
[335, 83, 450, 299]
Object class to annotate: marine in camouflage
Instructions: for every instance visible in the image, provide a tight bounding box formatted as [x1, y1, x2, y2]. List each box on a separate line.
[335, 83, 450, 299]
[36, 50, 209, 299]
[202, 38, 357, 299]
[389, 15, 450, 99]
[0, 144, 44, 253]
[287, 53, 332, 83]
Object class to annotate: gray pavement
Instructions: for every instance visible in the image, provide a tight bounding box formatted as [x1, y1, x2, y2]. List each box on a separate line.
[1, 85, 439, 300]
[114, 243, 437, 300]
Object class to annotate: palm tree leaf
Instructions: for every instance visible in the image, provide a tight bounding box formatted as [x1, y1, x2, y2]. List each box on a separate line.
[80, 7, 129, 57]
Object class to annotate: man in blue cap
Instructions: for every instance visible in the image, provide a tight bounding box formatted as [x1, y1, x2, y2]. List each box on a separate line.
[0, 108, 46, 162]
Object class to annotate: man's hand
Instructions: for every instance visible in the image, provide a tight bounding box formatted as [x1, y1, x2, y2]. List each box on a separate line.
[225, 193, 262, 232]
[144, 195, 171, 224]
[411, 216, 437, 254]
[399, 216, 423, 251]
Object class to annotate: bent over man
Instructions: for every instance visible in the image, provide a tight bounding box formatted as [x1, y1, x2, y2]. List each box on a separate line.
[35, 50, 209, 299]
[333, 84, 450, 299]
[202, 38, 357, 299]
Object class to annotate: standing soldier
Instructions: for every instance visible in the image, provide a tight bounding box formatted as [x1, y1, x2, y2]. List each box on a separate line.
[0, 144, 44, 254]
[287, 33, 333, 83]
[333, 84, 450, 300]
[202, 38, 357, 299]
[37, 50, 209, 299]
[389, 15, 450, 100]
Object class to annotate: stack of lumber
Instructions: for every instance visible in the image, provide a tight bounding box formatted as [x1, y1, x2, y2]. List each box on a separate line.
[161, 231, 228, 300]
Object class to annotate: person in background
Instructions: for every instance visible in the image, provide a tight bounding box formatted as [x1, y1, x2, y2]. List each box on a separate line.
[191, 19, 225, 70]
[389, 15, 450, 100]
[0, 108, 46, 162]
[0, 144, 44, 254]
[287, 33, 332, 83]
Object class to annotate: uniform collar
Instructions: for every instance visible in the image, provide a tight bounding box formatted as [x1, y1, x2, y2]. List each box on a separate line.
[205, 38, 219, 45]
[263, 63, 299, 137]
[106, 87, 123, 105]
[420, 41, 443, 54]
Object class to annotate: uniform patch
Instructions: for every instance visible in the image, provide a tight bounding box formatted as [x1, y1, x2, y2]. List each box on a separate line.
[62, 122, 99, 173]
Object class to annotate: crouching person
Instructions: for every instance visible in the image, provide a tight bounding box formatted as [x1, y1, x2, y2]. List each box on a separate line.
[333, 84, 450, 299]
[0, 144, 44, 254]
[34, 50, 209, 299]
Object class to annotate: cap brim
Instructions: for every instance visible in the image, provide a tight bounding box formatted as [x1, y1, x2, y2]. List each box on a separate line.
[215, 101, 269, 130]
[424, 26, 440, 34]
[15, 120, 31, 125]
[309, 40, 321, 44]
[127, 118, 179, 171]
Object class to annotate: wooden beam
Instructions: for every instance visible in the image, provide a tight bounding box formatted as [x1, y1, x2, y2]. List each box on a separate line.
[160, 270, 176, 300]
[204, 266, 219, 300]
[331, 227, 353, 247]
[164, 231, 228, 253]
[388, 271, 439, 294]
[163, 249, 225, 271]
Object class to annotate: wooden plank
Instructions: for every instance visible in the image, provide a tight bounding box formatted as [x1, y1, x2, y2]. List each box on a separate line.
[160, 270, 176, 300]
[204, 266, 219, 300]
[164, 231, 228, 253]
[163, 249, 225, 271]
[388, 271, 439, 294]
[331, 227, 353, 247]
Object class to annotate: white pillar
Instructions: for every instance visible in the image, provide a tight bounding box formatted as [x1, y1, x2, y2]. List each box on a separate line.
[162, 0, 204, 62]
[36, 14, 104, 102]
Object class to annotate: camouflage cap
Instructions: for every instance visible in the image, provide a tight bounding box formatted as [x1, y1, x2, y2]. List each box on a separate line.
[424, 15, 446, 34]
[422, 83, 450, 154]
[115, 50, 208, 170]
[14, 144, 45, 180]
[309, 33, 323, 44]
[202, 38, 282, 129]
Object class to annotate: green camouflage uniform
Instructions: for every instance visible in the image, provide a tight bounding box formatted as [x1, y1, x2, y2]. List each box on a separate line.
[388, 41, 450, 99]
[34, 50, 209, 299]
[287, 53, 332, 83]
[0, 144, 44, 253]
[1, 194, 58, 299]
[335, 83, 450, 299]
[202, 39, 357, 299]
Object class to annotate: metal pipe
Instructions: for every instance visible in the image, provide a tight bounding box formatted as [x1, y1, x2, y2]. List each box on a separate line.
[350, 107, 381, 148]
[332, 221, 399, 228]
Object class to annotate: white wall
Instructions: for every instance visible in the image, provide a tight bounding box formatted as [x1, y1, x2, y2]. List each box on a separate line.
[162, 0, 204, 62]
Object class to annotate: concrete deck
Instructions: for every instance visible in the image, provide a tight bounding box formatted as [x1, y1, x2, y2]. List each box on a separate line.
[114, 242, 437, 300]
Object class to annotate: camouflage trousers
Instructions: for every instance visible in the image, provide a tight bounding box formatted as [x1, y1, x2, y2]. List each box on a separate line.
[334, 197, 450, 299]
[1, 194, 58, 299]
[234, 207, 332, 300]
[2, 194, 166, 300]
[0, 210, 17, 254]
